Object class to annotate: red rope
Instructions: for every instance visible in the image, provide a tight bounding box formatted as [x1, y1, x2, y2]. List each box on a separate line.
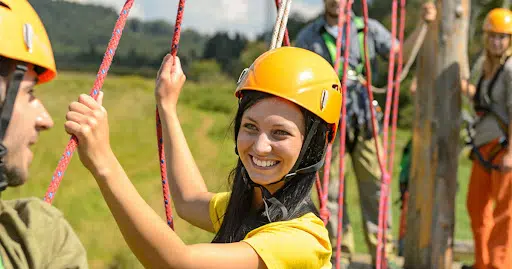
[376, 1, 398, 268]
[320, 150, 331, 225]
[44, 0, 134, 204]
[393, 0, 407, 251]
[389, 0, 406, 179]
[156, 0, 186, 230]
[318, 0, 351, 225]
[359, 0, 395, 268]
[334, 1, 353, 268]
[382, 0, 398, 171]
[385, 0, 406, 262]
[273, 0, 290, 46]
[361, 0, 386, 175]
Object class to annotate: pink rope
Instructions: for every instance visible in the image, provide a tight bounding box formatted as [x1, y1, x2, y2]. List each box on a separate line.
[383, 0, 406, 265]
[156, 0, 187, 229]
[376, 1, 398, 268]
[334, 1, 354, 268]
[44, 0, 134, 204]
[359, 0, 398, 267]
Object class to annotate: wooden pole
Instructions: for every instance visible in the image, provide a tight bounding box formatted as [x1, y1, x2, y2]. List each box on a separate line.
[404, 0, 470, 268]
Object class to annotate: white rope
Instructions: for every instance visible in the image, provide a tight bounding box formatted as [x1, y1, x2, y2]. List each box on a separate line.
[399, 22, 428, 82]
[270, 0, 286, 49]
[276, 0, 292, 48]
[270, 0, 292, 49]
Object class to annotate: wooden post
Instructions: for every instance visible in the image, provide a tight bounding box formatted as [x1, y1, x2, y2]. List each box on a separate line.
[404, 0, 470, 268]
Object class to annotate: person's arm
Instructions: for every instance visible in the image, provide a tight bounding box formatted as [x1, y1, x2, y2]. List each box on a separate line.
[461, 53, 485, 99]
[155, 55, 215, 232]
[95, 152, 265, 269]
[503, 64, 512, 171]
[401, 22, 426, 65]
[294, 27, 310, 50]
[400, 2, 437, 65]
[460, 79, 477, 99]
[64, 75, 267, 269]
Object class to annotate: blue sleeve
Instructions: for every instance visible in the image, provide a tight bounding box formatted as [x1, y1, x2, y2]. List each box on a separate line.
[295, 28, 311, 50]
[368, 18, 398, 59]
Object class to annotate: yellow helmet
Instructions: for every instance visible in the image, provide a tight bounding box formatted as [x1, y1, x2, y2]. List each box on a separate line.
[0, 0, 56, 84]
[235, 47, 342, 142]
[483, 8, 512, 35]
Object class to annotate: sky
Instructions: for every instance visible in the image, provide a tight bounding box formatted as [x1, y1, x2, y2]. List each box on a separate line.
[63, 0, 326, 39]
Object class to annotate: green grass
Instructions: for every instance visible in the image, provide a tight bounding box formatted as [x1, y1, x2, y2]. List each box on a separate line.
[2, 71, 474, 267]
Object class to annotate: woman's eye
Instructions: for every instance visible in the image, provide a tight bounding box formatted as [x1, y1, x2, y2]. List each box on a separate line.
[274, 130, 290, 136]
[243, 123, 257, 131]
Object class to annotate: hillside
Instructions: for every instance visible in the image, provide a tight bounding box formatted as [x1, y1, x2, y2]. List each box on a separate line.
[29, 0, 209, 72]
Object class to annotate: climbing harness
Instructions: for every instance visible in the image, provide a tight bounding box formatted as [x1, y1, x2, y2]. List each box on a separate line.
[464, 56, 511, 172]
[463, 110, 507, 171]
[321, 16, 366, 81]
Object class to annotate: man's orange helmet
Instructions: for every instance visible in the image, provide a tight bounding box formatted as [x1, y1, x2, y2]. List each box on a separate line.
[0, 0, 57, 84]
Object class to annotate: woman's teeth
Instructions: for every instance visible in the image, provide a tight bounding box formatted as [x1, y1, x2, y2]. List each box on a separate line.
[252, 156, 278, 167]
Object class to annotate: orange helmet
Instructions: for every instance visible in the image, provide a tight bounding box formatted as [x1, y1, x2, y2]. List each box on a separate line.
[483, 8, 512, 35]
[0, 0, 56, 84]
[235, 47, 342, 142]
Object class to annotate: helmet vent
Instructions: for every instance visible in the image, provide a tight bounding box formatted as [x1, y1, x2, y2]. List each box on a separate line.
[320, 89, 329, 111]
[237, 68, 249, 85]
[23, 23, 34, 53]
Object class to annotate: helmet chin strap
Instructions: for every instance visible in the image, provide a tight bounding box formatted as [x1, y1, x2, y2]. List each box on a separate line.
[0, 64, 27, 192]
[238, 119, 328, 222]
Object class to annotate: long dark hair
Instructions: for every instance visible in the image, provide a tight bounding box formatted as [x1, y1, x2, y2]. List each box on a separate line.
[211, 90, 329, 243]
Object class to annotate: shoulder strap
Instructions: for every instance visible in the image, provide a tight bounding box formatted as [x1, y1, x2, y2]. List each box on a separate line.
[473, 75, 484, 106]
[321, 31, 341, 72]
[353, 16, 366, 75]
[473, 56, 511, 135]
[487, 56, 510, 103]
[474, 56, 511, 108]
[321, 17, 368, 78]
[321, 30, 356, 78]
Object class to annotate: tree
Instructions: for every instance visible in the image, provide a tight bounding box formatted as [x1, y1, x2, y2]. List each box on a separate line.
[404, 0, 470, 268]
[202, 32, 248, 77]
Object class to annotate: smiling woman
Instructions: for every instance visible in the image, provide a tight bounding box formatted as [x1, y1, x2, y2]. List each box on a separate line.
[66, 46, 342, 269]
[237, 97, 306, 191]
